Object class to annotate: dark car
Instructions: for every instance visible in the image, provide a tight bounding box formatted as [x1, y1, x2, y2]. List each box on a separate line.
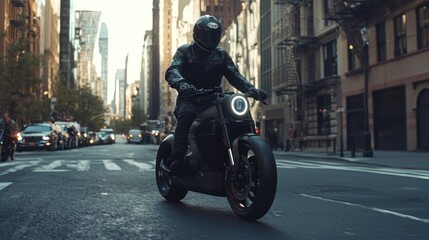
[17, 123, 59, 151]
[127, 129, 142, 144]
[95, 131, 109, 145]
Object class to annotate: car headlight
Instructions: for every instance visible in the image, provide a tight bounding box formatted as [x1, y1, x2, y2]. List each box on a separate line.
[231, 95, 249, 116]
[43, 136, 50, 141]
[17, 133, 23, 141]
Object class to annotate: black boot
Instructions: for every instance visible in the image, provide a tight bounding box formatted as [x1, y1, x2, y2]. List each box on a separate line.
[170, 153, 186, 176]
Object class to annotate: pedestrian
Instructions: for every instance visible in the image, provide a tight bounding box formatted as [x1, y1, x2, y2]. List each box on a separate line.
[288, 125, 296, 151]
[0, 112, 19, 161]
[165, 15, 268, 175]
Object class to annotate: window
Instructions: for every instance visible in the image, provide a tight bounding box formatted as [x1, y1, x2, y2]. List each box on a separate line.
[394, 14, 407, 57]
[376, 22, 387, 61]
[417, 4, 429, 49]
[323, 40, 337, 77]
[347, 41, 356, 71]
[323, 0, 333, 26]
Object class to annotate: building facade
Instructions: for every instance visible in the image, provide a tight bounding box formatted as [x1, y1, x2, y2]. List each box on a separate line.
[74, 10, 101, 96]
[261, 0, 429, 153]
[98, 22, 108, 105]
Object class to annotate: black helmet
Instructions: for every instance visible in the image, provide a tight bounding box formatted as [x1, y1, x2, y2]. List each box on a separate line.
[193, 15, 222, 52]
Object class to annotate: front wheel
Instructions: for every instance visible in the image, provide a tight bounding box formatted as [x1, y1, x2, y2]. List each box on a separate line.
[155, 137, 188, 201]
[226, 136, 277, 221]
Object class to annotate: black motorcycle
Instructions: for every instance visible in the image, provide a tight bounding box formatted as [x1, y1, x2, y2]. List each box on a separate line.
[155, 87, 277, 221]
[1, 129, 16, 162]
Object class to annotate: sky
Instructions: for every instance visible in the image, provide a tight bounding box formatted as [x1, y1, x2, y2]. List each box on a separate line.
[74, 0, 153, 103]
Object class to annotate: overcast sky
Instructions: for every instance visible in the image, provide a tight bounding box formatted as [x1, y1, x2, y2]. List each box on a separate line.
[74, 0, 153, 102]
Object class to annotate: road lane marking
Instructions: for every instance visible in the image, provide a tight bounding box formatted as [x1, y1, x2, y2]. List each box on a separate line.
[103, 160, 121, 170]
[300, 194, 429, 224]
[77, 160, 90, 171]
[277, 159, 429, 180]
[123, 159, 152, 171]
[0, 182, 12, 190]
[34, 160, 68, 172]
[0, 161, 41, 176]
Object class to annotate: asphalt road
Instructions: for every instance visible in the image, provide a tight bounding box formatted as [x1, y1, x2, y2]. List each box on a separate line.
[0, 136, 428, 240]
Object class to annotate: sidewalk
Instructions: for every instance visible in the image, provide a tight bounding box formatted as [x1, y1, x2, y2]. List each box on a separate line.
[273, 149, 429, 170]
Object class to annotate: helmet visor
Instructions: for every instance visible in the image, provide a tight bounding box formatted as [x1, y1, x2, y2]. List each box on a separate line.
[195, 28, 221, 48]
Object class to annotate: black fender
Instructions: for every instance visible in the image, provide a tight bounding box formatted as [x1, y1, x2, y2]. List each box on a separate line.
[231, 133, 273, 167]
[161, 133, 175, 146]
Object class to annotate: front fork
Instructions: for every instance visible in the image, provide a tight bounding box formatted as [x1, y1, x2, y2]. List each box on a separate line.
[216, 102, 237, 173]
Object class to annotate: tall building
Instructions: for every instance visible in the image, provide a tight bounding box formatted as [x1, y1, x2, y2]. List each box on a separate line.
[42, 0, 60, 98]
[139, 30, 153, 117]
[115, 69, 126, 120]
[99, 22, 109, 105]
[75, 10, 101, 95]
[59, 0, 76, 89]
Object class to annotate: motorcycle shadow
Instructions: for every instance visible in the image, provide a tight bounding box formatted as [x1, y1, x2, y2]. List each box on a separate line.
[154, 199, 290, 239]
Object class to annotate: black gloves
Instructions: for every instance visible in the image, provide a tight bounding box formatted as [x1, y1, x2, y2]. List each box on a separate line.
[248, 87, 268, 101]
[178, 82, 197, 95]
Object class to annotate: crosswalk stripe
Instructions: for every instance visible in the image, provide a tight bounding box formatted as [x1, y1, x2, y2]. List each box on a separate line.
[77, 160, 90, 171]
[103, 160, 121, 170]
[0, 161, 41, 176]
[34, 160, 68, 172]
[0, 182, 12, 191]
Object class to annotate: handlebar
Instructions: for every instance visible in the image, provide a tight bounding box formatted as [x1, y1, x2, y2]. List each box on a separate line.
[183, 88, 268, 105]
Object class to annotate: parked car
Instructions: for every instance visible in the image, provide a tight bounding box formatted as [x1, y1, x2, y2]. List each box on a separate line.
[17, 123, 59, 151]
[127, 129, 142, 144]
[100, 128, 115, 144]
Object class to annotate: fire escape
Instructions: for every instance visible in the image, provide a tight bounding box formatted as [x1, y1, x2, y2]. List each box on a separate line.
[272, 0, 316, 125]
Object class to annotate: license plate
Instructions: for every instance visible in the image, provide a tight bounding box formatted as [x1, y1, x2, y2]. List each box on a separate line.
[29, 142, 36, 146]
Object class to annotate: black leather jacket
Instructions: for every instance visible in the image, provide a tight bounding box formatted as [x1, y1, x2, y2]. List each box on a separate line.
[165, 43, 254, 102]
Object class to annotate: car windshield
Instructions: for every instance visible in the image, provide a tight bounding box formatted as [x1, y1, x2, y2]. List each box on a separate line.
[129, 130, 140, 135]
[24, 125, 51, 133]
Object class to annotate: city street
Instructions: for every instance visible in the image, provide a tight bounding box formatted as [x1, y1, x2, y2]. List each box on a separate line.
[0, 136, 428, 240]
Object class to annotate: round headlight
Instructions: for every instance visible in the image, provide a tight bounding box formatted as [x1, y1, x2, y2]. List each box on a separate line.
[231, 95, 248, 116]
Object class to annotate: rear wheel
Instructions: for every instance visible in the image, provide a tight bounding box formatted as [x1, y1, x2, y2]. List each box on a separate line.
[226, 136, 277, 221]
[155, 139, 188, 201]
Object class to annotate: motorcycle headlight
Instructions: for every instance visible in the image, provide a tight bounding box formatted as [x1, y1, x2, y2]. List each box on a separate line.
[231, 95, 249, 116]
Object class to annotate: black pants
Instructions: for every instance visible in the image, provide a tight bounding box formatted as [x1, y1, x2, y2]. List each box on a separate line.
[172, 99, 213, 161]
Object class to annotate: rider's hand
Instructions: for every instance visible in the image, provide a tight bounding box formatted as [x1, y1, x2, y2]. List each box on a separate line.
[248, 87, 268, 101]
[178, 82, 197, 95]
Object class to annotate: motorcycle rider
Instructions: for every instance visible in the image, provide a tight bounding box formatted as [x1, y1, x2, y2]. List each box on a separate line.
[0, 112, 19, 161]
[165, 15, 268, 175]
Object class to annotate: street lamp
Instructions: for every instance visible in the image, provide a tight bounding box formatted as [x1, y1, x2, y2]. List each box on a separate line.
[361, 26, 373, 157]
